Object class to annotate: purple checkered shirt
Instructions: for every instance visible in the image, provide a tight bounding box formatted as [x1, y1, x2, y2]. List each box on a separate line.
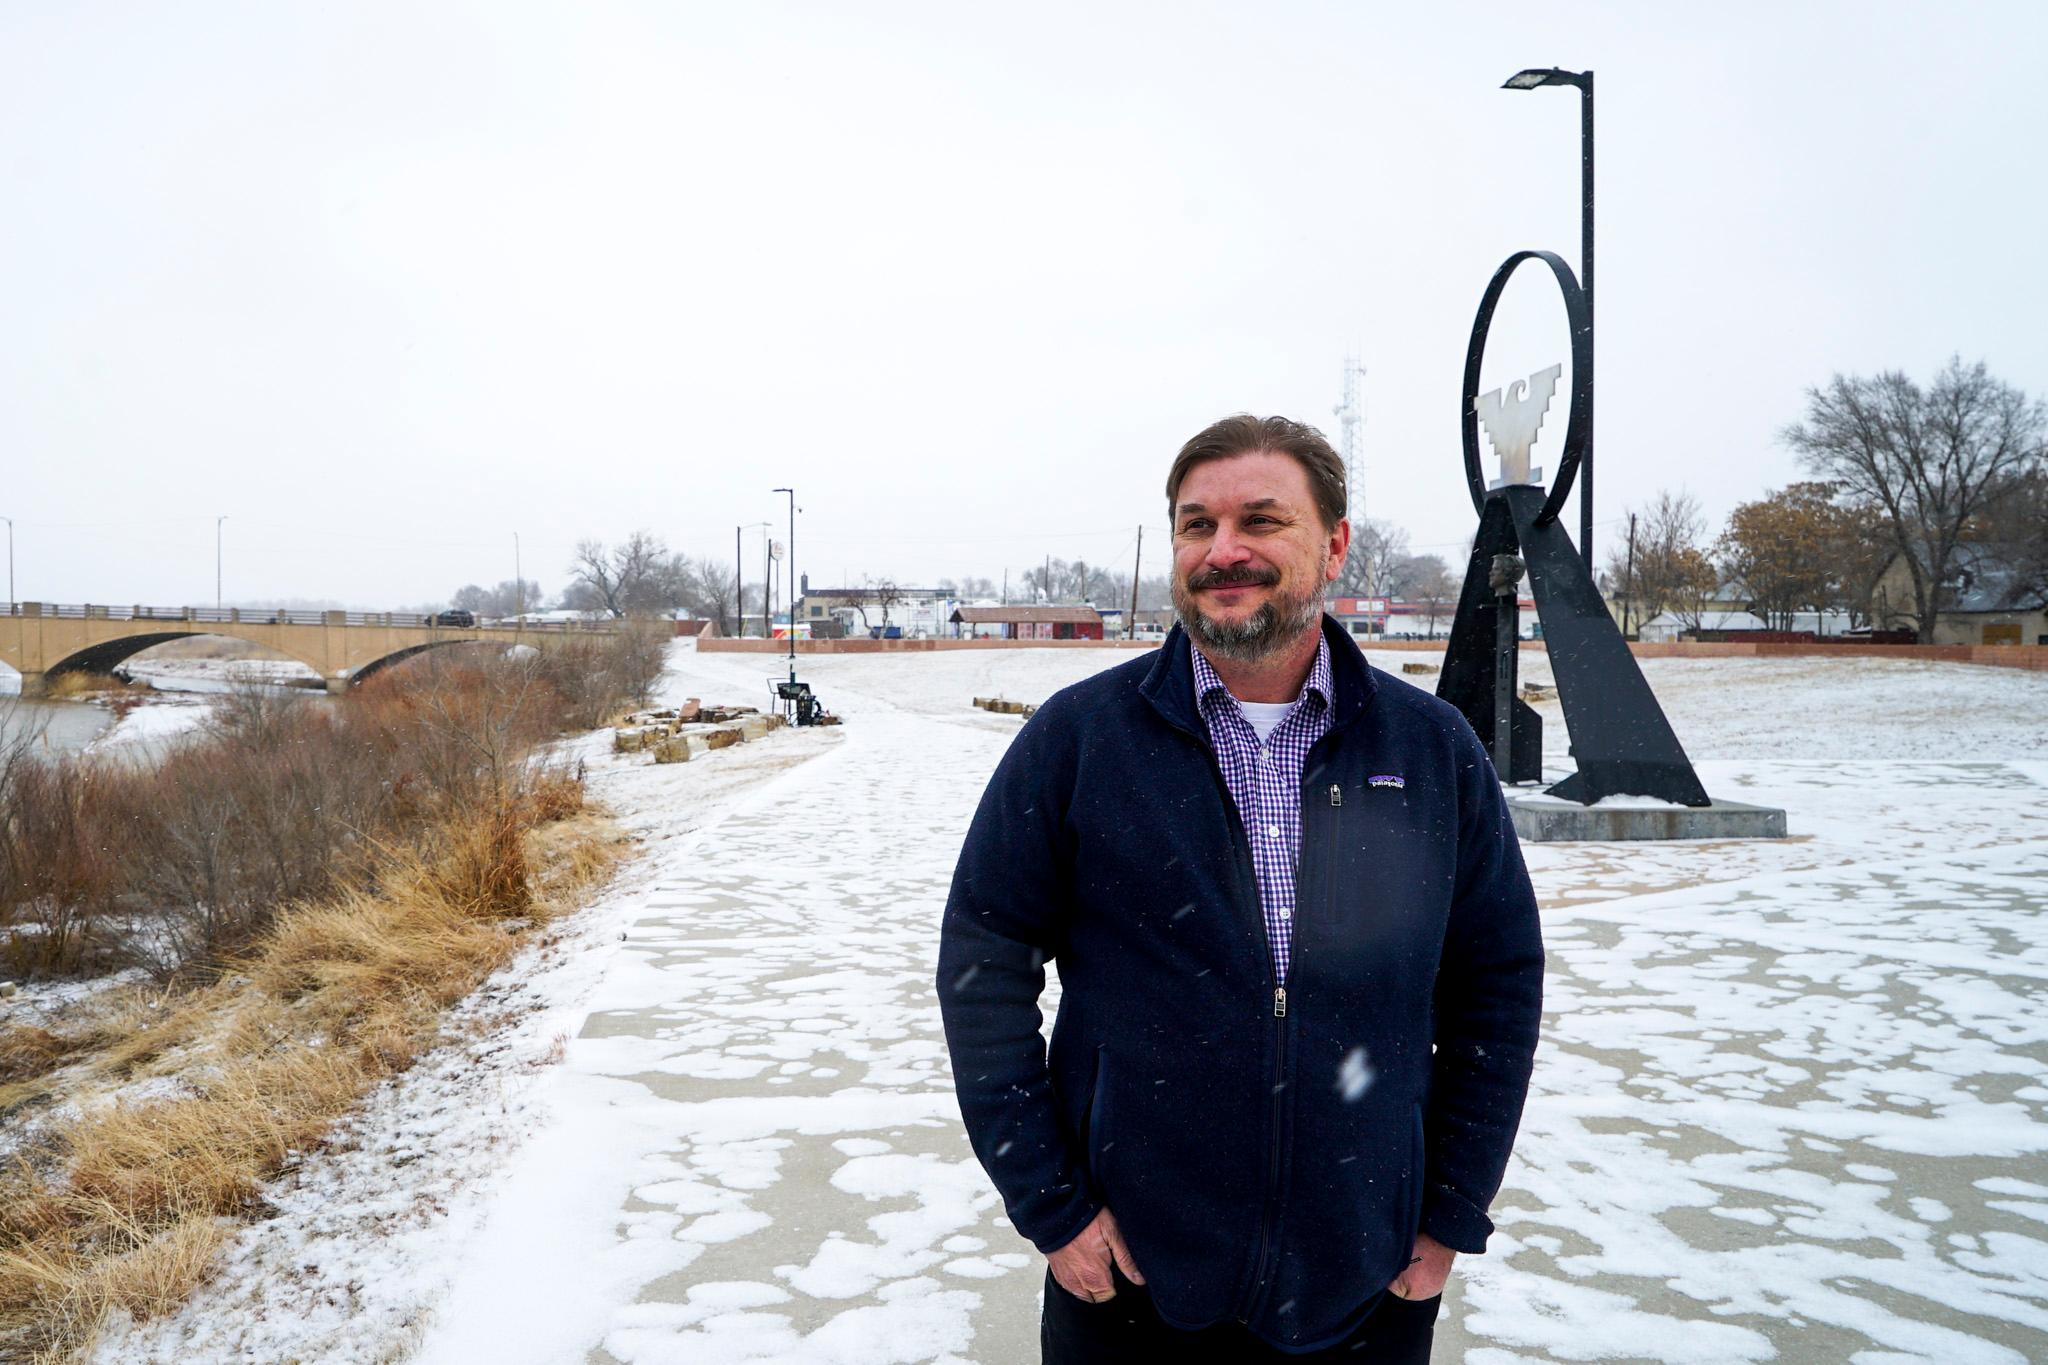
[1190, 636, 1333, 983]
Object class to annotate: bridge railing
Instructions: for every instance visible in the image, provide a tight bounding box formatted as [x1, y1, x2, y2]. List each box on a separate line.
[2, 602, 619, 632]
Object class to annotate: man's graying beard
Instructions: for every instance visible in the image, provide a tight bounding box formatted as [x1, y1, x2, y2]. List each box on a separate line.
[1171, 555, 1328, 663]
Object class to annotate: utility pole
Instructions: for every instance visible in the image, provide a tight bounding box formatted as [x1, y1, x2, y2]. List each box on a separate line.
[1043, 554, 1051, 604]
[2, 516, 12, 608]
[1127, 525, 1143, 639]
[734, 526, 742, 638]
[1001, 567, 1008, 606]
[216, 515, 227, 610]
[1622, 511, 1638, 639]
[514, 532, 524, 625]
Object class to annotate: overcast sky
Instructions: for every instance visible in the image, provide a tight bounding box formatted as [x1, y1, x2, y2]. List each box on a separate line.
[3, 1, 2043, 610]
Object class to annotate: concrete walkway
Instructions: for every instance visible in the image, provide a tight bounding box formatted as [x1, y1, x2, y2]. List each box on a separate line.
[414, 650, 2048, 1364]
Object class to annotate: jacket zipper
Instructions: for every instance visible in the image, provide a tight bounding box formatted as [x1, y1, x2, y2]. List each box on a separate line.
[1144, 647, 1372, 1329]
[1178, 742, 1285, 1322]
[1242, 977, 1290, 1322]
[1243, 763, 1344, 1321]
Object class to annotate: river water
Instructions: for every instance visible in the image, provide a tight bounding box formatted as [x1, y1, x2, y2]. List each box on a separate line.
[1, 666, 331, 756]
[0, 696, 116, 753]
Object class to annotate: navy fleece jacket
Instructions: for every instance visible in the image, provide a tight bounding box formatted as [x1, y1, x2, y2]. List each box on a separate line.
[936, 617, 1543, 1352]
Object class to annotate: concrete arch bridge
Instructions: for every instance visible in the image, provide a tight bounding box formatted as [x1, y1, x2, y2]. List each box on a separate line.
[3, 602, 617, 698]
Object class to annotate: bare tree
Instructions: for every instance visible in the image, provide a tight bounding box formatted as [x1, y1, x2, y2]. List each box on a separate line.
[565, 532, 693, 618]
[1400, 555, 1456, 638]
[1603, 490, 1717, 630]
[1969, 465, 2048, 608]
[681, 557, 737, 631]
[1019, 562, 1057, 604]
[939, 575, 999, 601]
[451, 579, 546, 618]
[868, 577, 905, 629]
[1334, 518, 1410, 597]
[1783, 357, 2046, 643]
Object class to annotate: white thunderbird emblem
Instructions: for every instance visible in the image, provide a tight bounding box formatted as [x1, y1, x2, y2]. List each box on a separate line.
[1474, 363, 1562, 488]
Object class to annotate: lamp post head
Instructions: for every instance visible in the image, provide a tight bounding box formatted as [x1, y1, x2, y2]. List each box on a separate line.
[1503, 67, 1588, 91]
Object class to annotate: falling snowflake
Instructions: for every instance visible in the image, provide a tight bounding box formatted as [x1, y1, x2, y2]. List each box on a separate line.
[1337, 1046, 1376, 1102]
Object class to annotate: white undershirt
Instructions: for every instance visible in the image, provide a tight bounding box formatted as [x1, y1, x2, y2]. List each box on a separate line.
[1236, 699, 1294, 744]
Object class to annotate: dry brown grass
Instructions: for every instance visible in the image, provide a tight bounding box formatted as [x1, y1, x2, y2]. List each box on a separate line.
[0, 634, 654, 1357]
[39, 674, 145, 702]
[0, 794, 624, 1360]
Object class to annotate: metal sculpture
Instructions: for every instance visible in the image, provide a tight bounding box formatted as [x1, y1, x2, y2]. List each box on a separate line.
[1435, 253, 1710, 806]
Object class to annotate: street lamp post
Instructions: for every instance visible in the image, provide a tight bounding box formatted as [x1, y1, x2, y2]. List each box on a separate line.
[216, 515, 228, 610]
[772, 488, 796, 674]
[1503, 66, 1594, 571]
[2, 516, 13, 609]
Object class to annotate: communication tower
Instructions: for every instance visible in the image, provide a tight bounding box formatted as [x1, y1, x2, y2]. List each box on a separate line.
[1333, 358, 1368, 523]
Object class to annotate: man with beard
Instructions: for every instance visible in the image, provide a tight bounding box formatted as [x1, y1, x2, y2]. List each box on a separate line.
[938, 415, 1543, 1363]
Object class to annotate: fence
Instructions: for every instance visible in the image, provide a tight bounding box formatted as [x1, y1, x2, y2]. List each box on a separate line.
[2, 602, 615, 632]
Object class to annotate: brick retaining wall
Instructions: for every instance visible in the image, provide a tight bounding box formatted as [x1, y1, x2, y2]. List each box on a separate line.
[699, 636, 2048, 672]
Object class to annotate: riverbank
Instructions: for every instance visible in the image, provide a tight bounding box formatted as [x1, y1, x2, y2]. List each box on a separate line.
[1, 651, 332, 761]
[0, 631, 671, 1359]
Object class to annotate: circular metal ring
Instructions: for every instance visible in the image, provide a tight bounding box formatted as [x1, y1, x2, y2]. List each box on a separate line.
[1460, 249, 1591, 525]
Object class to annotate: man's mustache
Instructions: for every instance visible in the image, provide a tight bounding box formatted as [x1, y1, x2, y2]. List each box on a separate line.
[1186, 566, 1281, 591]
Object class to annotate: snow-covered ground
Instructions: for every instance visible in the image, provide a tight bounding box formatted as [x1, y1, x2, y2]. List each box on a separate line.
[89, 643, 2048, 1363]
[80, 694, 216, 758]
[116, 655, 322, 692]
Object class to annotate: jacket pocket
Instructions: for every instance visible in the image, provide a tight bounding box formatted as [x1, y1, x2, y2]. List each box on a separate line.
[1084, 1044, 1111, 1181]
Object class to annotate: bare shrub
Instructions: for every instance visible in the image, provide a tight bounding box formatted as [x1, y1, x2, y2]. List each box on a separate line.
[2, 627, 652, 986]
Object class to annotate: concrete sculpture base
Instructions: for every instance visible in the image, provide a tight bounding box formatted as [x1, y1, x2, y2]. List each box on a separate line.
[1506, 791, 1789, 843]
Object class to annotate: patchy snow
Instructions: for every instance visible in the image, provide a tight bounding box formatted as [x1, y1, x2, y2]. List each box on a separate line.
[84, 642, 2048, 1363]
[1512, 790, 1695, 809]
[81, 694, 215, 758]
[118, 656, 323, 692]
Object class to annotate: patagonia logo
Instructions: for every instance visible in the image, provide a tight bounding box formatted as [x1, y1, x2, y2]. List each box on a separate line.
[1368, 774, 1406, 790]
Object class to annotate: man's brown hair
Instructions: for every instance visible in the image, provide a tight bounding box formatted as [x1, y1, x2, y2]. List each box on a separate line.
[1166, 415, 1348, 530]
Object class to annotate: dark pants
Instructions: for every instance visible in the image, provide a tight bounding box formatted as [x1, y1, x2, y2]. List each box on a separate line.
[1040, 1267, 1439, 1363]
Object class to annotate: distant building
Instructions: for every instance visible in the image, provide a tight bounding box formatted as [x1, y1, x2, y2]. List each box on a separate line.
[951, 605, 1104, 640]
[1869, 544, 2047, 645]
[795, 584, 955, 638]
[1327, 595, 1503, 641]
[1636, 609, 1853, 643]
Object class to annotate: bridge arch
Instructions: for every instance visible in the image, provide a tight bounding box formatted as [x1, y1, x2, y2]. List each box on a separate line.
[345, 639, 530, 689]
[36, 631, 328, 687]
